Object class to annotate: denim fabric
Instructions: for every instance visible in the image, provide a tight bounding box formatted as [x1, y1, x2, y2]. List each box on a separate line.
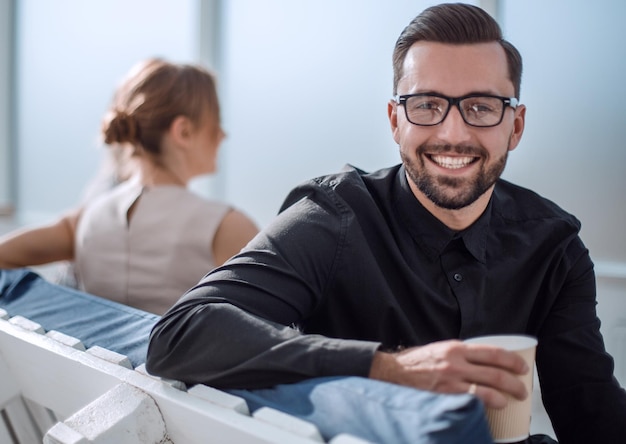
[0, 268, 157, 368]
[229, 376, 494, 444]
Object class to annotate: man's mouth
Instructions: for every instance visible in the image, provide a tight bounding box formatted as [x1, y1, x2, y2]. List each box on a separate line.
[429, 155, 477, 169]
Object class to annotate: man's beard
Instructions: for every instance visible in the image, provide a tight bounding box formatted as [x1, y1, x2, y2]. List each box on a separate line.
[402, 143, 508, 210]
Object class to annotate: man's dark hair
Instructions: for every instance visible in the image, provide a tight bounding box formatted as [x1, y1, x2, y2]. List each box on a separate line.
[392, 3, 522, 98]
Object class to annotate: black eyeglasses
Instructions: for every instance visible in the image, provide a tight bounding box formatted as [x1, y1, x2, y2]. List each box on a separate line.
[393, 92, 518, 127]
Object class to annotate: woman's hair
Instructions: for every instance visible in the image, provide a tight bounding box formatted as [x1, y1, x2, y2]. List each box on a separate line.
[101, 58, 221, 156]
[392, 3, 522, 98]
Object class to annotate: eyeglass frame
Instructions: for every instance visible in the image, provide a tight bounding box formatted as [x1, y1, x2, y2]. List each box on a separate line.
[392, 92, 519, 128]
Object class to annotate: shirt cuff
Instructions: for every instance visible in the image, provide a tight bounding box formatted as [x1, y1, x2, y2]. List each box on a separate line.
[318, 338, 381, 377]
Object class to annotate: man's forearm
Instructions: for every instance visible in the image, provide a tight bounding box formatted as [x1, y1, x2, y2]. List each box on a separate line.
[147, 300, 379, 389]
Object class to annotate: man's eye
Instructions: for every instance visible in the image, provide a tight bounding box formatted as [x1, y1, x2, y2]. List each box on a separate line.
[470, 104, 494, 113]
[464, 99, 498, 114]
[413, 100, 440, 111]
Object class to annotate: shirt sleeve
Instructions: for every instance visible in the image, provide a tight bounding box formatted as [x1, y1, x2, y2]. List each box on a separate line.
[146, 180, 381, 389]
[536, 237, 626, 442]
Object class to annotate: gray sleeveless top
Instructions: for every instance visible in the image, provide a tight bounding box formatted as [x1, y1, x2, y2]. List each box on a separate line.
[74, 178, 230, 314]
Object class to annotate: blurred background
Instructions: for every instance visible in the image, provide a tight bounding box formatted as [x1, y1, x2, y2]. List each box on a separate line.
[0, 0, 625, 396]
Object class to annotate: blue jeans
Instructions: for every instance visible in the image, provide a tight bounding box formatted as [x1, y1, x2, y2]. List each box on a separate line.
[229, 376, 493, 444]
[0, 268, 157, 368]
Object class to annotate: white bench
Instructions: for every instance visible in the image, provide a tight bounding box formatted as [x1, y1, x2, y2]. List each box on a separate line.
[0, 308, 369, 444]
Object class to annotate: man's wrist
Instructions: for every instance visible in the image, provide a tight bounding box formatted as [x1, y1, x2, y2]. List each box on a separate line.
[369, 350, 396, 381]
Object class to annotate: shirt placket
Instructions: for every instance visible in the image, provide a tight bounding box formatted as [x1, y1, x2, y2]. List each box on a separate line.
[439, 239, 482, 337]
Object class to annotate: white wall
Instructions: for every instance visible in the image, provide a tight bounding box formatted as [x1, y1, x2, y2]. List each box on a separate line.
[0, 0, 13, 212]
[500, 0, 626, 268]
[14, 0, 200, 223]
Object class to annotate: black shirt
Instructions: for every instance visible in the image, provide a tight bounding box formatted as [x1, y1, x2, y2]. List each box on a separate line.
[147, 164, 626, 443]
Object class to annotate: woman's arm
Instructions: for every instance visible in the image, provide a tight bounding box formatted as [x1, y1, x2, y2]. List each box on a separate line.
[0, 209, 80, 268]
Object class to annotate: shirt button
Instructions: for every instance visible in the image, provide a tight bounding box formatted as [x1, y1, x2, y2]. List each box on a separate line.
[453, 273, 463, 282]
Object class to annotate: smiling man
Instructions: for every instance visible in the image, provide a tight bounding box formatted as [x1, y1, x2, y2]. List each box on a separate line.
[147, 4, 626, 443]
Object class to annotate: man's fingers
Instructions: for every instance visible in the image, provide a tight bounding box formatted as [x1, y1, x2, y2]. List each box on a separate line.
[468, 383, 509, 410]
[463, 344, 530, 401]
[465, 344, 529, 374]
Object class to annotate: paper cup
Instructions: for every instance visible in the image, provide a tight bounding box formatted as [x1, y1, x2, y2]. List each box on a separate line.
[464, 335, 537, 443]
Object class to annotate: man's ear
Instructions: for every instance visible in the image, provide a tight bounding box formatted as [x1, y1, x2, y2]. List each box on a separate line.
[388, 100, 401, 145]
[169, 115, 193, 146]
[507, 104, 526, 152]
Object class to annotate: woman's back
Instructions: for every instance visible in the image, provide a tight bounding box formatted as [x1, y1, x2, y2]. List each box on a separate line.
[75, 178, 231, 315]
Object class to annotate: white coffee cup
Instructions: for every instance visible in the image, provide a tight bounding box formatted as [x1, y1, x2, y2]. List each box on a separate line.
[464, 334, 537, 443]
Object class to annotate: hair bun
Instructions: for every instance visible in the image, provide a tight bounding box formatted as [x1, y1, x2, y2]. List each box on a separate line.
[102, 110, 139, 145]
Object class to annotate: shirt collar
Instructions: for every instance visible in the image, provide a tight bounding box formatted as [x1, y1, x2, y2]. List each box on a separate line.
[393, 165, 490, 263]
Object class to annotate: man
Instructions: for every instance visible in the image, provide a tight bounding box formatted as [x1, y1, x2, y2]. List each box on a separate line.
[146, 4, 626, 443]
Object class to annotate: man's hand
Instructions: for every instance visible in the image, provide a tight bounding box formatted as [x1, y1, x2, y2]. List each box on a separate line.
[368, 340, 529, 409]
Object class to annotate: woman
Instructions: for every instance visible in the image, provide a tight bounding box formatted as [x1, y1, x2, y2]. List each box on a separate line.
[0, 59, 258, 315]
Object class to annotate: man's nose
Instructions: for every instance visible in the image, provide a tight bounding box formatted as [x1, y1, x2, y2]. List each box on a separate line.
[435, 105, 473, 145]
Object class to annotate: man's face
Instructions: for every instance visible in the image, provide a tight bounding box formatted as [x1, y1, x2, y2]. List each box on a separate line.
[388, 41, 526, 210]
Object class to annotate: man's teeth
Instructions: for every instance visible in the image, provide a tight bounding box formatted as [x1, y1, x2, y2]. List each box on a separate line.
[430, 155, 474, 169]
